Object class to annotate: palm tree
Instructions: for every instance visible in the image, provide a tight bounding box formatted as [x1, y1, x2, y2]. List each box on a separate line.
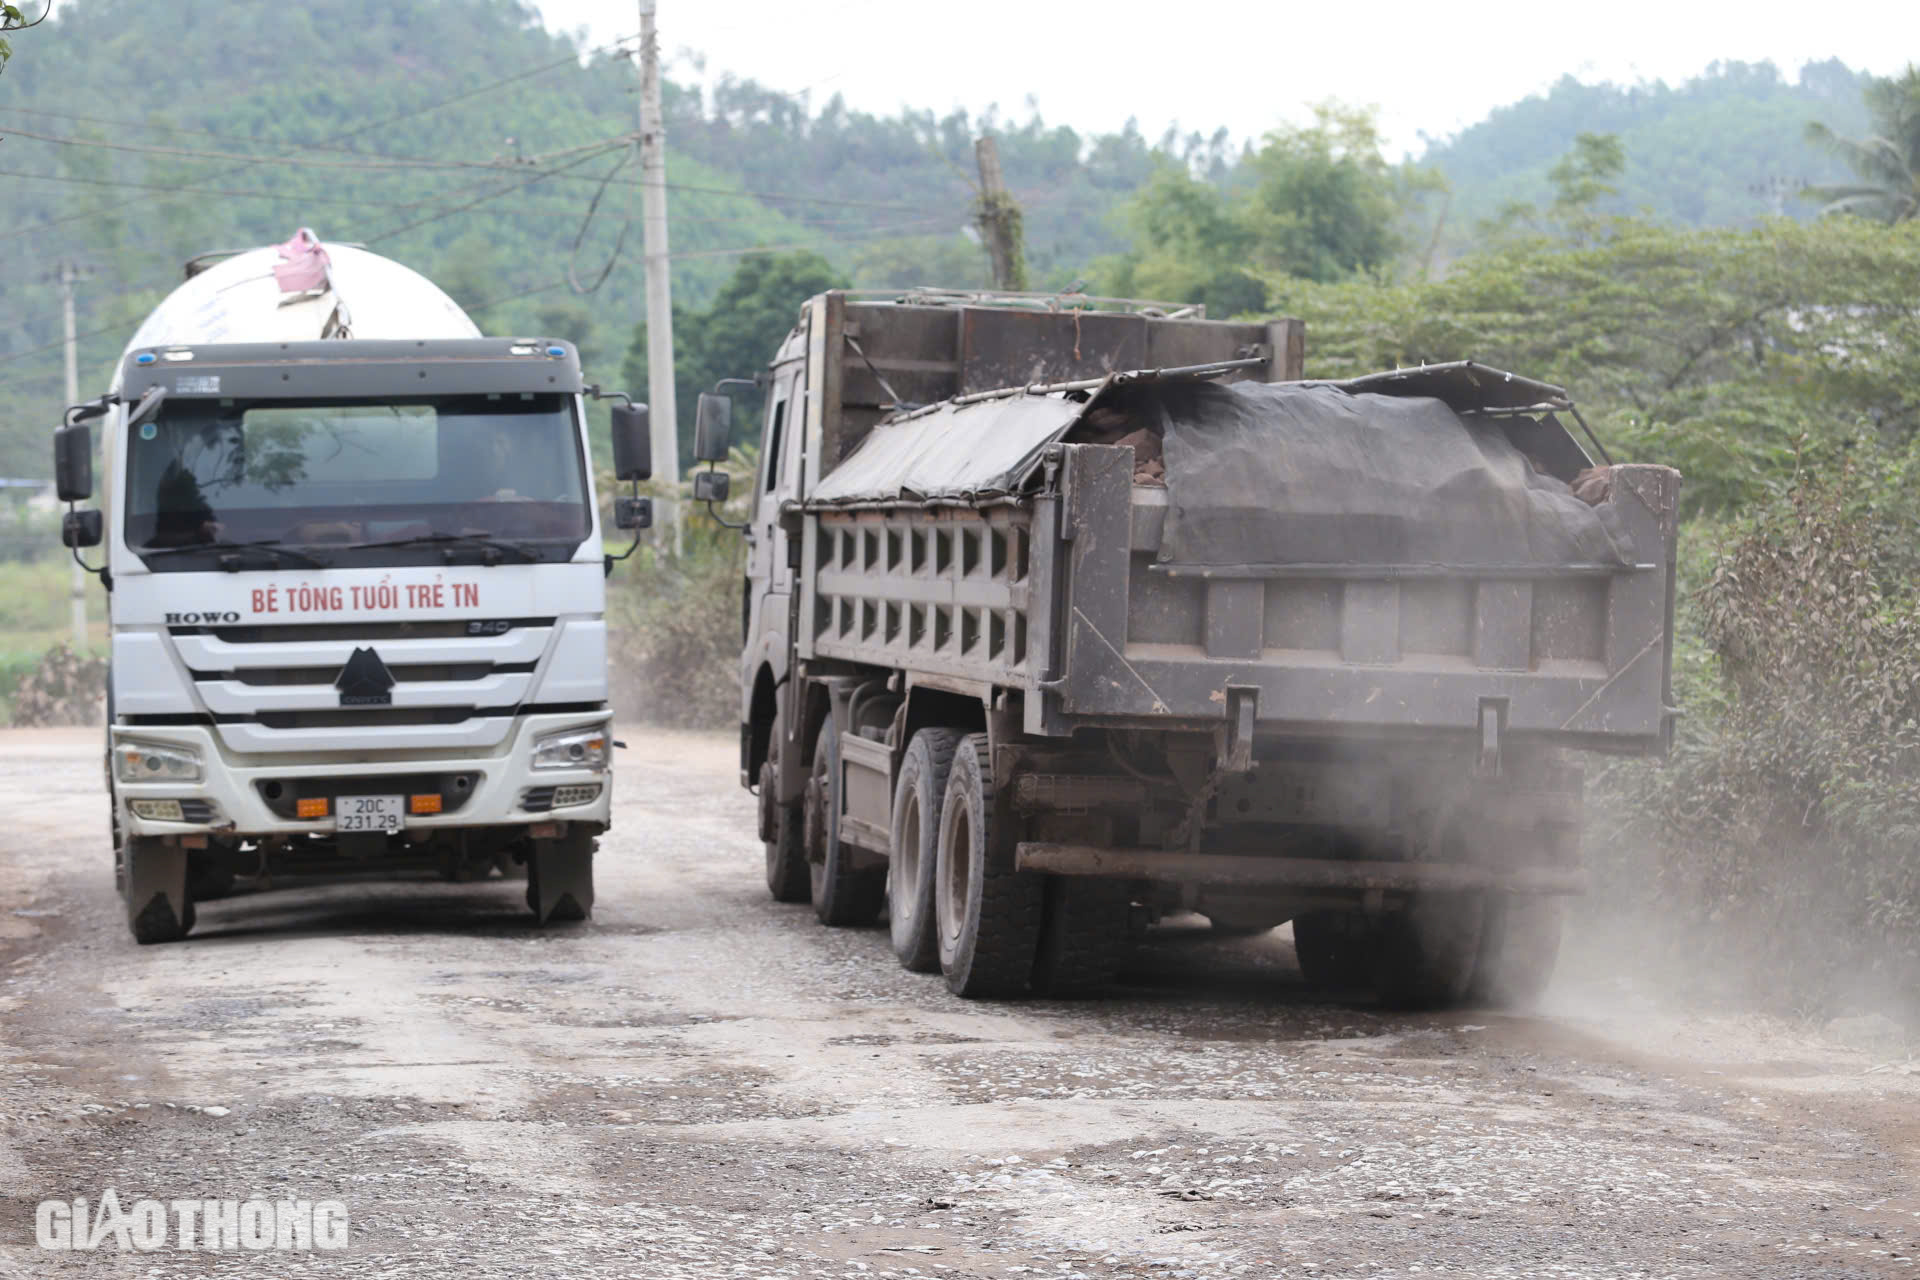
[1804, 65, 1920, 223]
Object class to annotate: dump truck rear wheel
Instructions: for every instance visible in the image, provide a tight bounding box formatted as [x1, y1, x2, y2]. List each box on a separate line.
[527, 830, 594, 924]
[125, 837, 194, 945]
[1373, 893, 1484, 1009]
[1291, 911, 1374, 992]
[762, 709, 810, 904]
[935, 734, 1042, 998]
[888, 727, 962, 971]
[1031, 876, 1132, 997]
[1468, 896, 1564, 1008]
[807, 720, 885, 926]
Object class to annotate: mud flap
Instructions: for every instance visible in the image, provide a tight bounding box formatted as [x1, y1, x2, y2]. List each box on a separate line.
[527, 831, 595, 924]
[125, 837, 193, 945]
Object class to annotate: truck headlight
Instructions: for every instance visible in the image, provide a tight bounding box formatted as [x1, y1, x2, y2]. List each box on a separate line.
[114, 740, 203, 785]
[531, 726, 609, 771]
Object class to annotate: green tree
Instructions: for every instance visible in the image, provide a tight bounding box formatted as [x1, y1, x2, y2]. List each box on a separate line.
[1094, 104, 1437, 313]
[1095, 161, 1262, 312]
[624, 251, 848, 457]
[1268, 212, 1920, 514]
[1238, 103, 1416, 282]
[1805, 64, 1920, 223]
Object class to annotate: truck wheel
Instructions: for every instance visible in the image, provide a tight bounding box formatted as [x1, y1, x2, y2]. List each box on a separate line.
[935, 734, 1042, 998]
[1468, 897, 1564, 1008]
[1031, 877, 1132, 997]
[1373, 893, 1484, 1010]
[527, 830, 595, 924]
[762, 711, 810, 904]
[1291, 911, 1374, 992]
[888, 728, 962, 971]
[807, 720, 885, 926]
[125, 837, 194, 944]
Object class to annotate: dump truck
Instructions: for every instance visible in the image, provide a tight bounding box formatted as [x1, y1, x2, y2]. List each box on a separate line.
[53, 231, 656, 942]
[694, 289, 1678, 1006]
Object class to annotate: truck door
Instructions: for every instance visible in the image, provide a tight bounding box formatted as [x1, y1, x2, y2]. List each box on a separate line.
[747, 362, 804, 664]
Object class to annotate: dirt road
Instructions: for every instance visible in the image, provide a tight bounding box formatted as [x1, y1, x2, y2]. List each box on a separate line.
[0, 727, 1915, 1277]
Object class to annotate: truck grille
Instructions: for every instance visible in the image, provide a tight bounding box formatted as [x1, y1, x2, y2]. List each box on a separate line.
[165, 620, 565, 753]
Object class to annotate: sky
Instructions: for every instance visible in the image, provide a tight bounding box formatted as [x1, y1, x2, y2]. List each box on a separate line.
[535, 0, 1915, 157]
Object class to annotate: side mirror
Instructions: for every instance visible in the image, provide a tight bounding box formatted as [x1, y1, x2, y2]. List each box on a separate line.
[614, 495, 653, 531]
[53, 423, 93, 502]
[62, 509, 103, 549]
[693, 393, 732, 464]
[692, 470, 731, 504]
[610, 403, 651, 482]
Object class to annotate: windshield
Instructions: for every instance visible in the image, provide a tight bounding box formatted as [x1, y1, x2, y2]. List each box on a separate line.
[123, 393, 590, 568]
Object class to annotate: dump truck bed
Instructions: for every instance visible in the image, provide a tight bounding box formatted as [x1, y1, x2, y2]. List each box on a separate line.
[797, 359, 1678, 756]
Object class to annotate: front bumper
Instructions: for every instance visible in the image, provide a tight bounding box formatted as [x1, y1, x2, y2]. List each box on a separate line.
[114, 712, 613, 839]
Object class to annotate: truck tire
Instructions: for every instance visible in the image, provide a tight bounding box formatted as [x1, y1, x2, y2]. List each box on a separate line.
[125, 837, 194, 944]
[1373, 893, 1484, 1010]
[1468, 896, 1564, 1008]
[1291, 911, 1374, 992]
[935, 734, 1042, 998]
[527, 829, 594, 924]
[762, 710, 810, 904]
[1031, 876, 1132, 997]
[888, 727, 962, 971]
[807, 719, 886, 926]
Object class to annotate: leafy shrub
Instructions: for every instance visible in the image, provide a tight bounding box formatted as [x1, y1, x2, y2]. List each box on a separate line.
[604, 450, 755, 730]
[7, 643, 106, 728]
[1594, 459, 1920, 1012]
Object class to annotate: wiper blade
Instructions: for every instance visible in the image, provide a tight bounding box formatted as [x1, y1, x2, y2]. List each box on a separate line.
[344, 532, 540, 563]
[138, 539, 328, 569]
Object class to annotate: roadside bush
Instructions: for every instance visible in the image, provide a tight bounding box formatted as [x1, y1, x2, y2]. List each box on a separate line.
[1592, 459, 1920, 1014]
[7, 643, 107, 728]
[607, 537, 742, 730]
[605, 449, 755, 731]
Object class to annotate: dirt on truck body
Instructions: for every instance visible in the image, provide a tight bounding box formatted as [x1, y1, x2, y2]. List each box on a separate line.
[705, 288, 1680, 1007]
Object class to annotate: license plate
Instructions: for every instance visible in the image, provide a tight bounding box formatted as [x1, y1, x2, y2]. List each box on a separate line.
[337, 794, 403, 834]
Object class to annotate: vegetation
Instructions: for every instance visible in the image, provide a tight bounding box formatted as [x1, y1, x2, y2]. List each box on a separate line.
[1095, 106, 1434, 314]
[623, 251, 848, 458]
[0, 1, 44, 72]
[1805, 64, 1920, 223]
[1595, 460, 1920, 1011]
[1418, 60, 1873, 246]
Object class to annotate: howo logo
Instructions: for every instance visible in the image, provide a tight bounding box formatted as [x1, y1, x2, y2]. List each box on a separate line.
[164, 611, 242, 625]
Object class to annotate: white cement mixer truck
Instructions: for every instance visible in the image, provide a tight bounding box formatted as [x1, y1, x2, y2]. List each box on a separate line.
[52, 232, 655, 941]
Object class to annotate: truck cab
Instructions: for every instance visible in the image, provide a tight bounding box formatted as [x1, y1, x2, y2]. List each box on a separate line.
[57, 241, 652, 942]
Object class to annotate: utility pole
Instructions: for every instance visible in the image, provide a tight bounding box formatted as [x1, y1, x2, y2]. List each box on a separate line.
[56, 261, 89, 654]
[635, 0, 681, 549]
[973, 136, 1027, 291]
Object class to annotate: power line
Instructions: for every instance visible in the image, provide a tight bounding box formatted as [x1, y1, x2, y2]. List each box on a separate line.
[364, 145, 631, 244]
[0, 164, 928, 239]
[3, 124, 949, 214]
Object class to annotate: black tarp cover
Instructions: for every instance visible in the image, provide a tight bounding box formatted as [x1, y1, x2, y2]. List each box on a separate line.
[1145, 380, 1634, 569]
[805, 368, 1633, 571]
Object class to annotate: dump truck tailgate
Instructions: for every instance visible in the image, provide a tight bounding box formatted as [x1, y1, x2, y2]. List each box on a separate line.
[1051, 442, 1679, 751]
